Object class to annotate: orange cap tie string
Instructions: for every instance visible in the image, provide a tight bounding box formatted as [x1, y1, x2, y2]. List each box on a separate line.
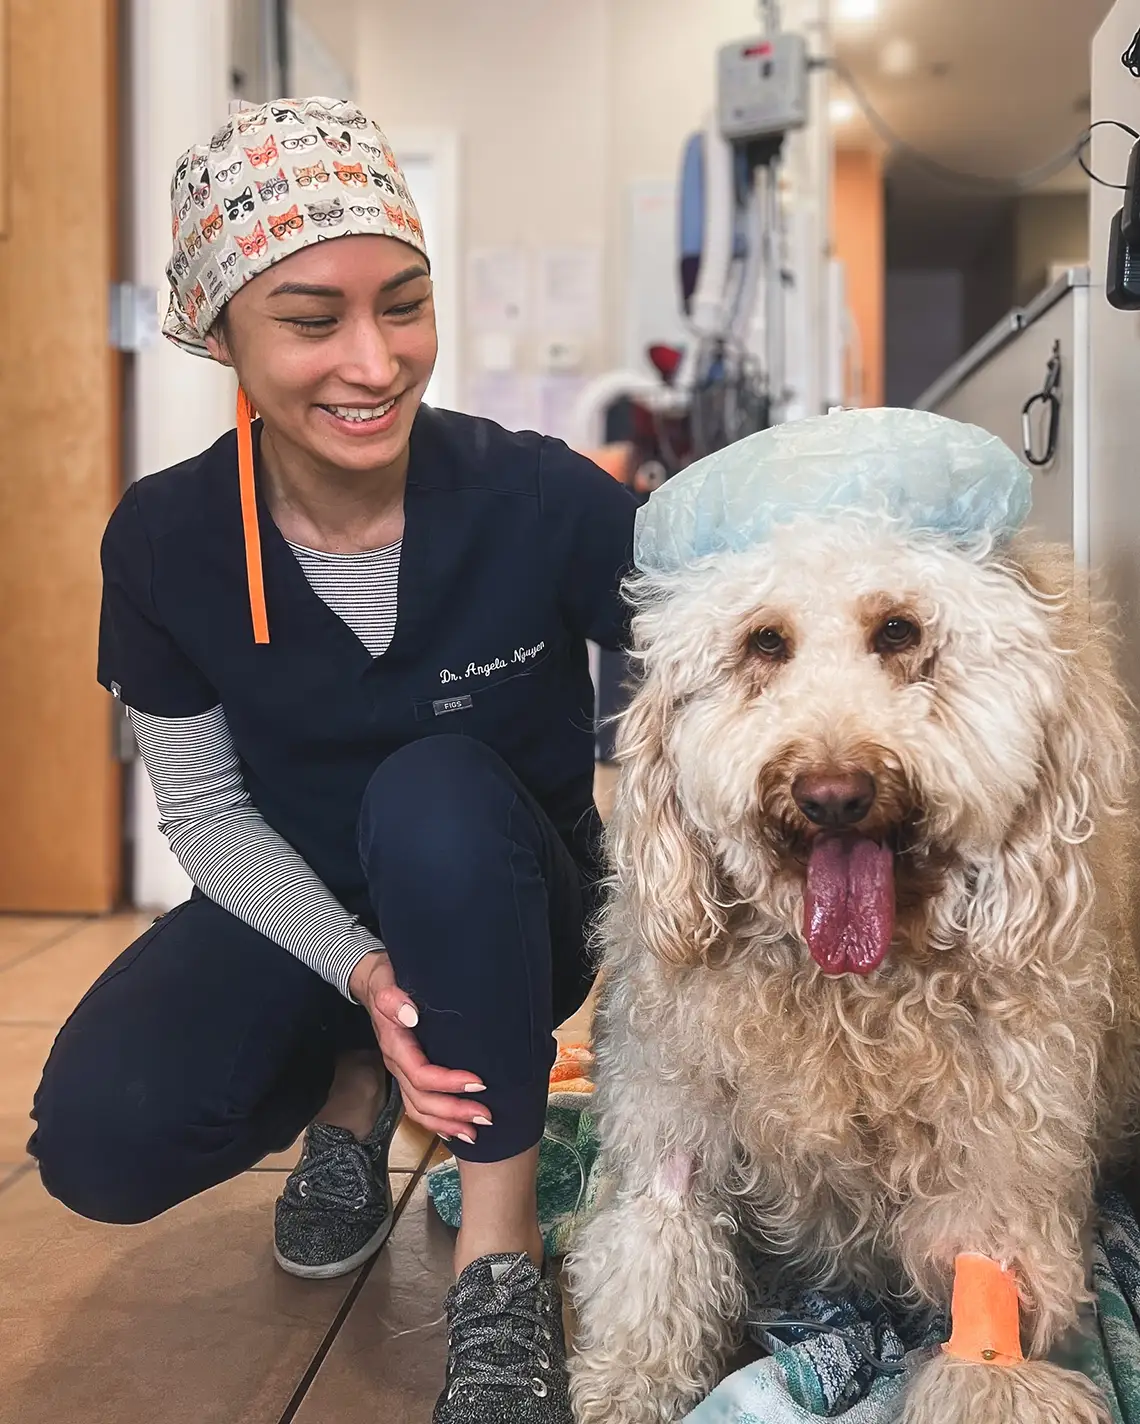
[236, 387, 270, 645]
[943, 1253, 1023, 1367]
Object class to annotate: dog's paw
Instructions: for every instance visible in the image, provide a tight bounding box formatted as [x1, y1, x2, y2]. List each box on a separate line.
[900, 1353, 1110, 1424]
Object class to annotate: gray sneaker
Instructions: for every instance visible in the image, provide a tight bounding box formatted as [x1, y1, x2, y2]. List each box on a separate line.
[433, 1253, 571, 1423]
[273, 1077, 402, 1280]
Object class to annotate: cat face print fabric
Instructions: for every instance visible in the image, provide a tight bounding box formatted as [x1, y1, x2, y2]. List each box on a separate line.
[162, 96, 428, 359]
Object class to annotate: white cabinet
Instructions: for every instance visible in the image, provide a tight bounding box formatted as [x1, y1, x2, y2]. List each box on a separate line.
[915, 269, 1090, 565]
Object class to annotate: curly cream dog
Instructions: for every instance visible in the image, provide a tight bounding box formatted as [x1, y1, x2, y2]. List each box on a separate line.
[569, 511, 1140, 1424]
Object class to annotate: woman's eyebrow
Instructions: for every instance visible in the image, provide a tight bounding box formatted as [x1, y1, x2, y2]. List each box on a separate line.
[266, 267, 428, 301]
[266, 281, 343, 299]
[380, 265, 431, 291]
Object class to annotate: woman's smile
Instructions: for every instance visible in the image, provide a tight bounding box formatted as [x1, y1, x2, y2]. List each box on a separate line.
[317, 395, 403, 437]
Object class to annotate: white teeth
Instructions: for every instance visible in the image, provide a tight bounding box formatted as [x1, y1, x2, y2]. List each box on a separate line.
[327, 400, 396, 422]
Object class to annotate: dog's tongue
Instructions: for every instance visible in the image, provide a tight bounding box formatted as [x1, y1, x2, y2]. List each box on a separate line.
[804, 836, 895, 975]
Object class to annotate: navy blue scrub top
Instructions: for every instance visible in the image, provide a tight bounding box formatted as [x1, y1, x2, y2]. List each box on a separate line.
[97, 405, 639, 923]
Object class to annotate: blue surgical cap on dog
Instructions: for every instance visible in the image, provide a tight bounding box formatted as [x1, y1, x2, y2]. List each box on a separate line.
[632, 407, 1033, 575]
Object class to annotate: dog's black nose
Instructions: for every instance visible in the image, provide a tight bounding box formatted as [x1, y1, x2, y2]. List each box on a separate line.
[792, 770, 877, 829]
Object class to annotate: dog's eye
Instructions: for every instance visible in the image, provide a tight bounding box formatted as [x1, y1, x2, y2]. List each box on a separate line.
[875, 617, 921, 654]
[750, 628, 788, 660]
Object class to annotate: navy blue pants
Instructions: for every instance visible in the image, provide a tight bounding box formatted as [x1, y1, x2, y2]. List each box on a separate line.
[28, 736, 597, 1225]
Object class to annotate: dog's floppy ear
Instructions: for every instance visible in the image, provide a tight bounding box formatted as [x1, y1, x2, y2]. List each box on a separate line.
[608, 672, 733, 967]
[977, 543, 1136, 965]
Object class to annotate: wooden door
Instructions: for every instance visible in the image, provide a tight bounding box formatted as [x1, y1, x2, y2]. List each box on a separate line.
[0, 0, 122, 911]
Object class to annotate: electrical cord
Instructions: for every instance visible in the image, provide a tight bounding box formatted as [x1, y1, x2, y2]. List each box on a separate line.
[1076, 119, 1140, 189]
[831, 59, 1112, 193]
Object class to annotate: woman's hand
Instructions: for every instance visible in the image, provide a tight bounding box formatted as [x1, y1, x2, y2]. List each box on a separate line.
[349, 949, 491, 1144]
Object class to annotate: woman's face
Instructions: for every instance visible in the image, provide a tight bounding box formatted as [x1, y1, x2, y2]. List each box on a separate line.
[207, 234, 438, 477]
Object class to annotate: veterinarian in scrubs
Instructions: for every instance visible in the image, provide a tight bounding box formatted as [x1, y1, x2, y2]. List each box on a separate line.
[27, 97, 635, 1424]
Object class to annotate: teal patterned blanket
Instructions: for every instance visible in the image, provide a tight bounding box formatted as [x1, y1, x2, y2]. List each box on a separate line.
[427, 1094, 1140, 1421]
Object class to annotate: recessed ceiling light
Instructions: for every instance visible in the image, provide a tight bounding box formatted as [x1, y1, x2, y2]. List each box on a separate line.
[829, 96, 857, 124]
[879, 37, 917, 76]
[837, 0, 879, 20]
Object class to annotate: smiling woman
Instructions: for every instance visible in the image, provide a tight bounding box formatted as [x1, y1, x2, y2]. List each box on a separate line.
[26, 96, 637, 1424]
[206, 239, 438, 552]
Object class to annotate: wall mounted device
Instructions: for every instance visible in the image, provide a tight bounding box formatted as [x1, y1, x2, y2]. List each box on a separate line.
[1107, 209, 1140, 310]
[717, 33, 809, 146]
[1107, 136, 1140, 309]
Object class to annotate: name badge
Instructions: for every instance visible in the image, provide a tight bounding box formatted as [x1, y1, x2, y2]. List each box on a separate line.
[433, 694, 473, 717]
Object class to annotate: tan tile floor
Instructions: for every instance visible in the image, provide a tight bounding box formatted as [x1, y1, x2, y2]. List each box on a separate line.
[0, 765, 618, 1424]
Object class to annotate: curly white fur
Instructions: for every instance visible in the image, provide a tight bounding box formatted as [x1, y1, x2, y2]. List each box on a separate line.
[569, 515, 1139, 1424]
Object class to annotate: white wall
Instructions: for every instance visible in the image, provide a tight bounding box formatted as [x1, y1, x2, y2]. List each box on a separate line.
[392, 137, 461, 412]
[232, 0, 357, 103]
[128, 0, 235, 909]
[605, 0, 758, 367]
[293, 0, 359, 92]
[291, 6, 355, 100]
[130, 0, 235, 477]
[356, 0, 611, 403]
[353, 0, 828, 409]
[1090, 3, 1140, 701]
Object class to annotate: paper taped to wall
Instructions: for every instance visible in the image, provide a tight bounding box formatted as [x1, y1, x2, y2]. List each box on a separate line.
[467, 248, 531, 330]
[539, 247, 602, 336]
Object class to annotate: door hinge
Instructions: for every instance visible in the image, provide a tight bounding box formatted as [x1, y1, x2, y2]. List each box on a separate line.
[109, 282, 161, 353]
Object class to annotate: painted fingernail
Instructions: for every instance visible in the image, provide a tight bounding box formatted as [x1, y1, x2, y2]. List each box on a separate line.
[440, 1135, 453, 1143]
[464, 1082, 486, 1093]
[397, 1004, 419, 1028]
[459, 1133, 476, 1145]
[473, 1116, 492, 1127]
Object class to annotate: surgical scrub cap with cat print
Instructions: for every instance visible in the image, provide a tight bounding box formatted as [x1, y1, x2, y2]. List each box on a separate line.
[163, 96, 429, 358]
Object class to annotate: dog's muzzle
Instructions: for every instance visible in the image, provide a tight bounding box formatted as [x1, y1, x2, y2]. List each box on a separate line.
[761, 757, 925, 975]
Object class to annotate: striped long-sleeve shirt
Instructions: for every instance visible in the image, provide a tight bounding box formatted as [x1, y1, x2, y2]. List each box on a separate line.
[128, 539, 402, 999]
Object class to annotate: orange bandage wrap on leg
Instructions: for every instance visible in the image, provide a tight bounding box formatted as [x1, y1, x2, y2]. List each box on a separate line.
[942, 1253, 1024, 1366]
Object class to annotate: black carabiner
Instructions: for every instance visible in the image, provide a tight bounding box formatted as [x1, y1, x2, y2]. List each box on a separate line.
[1022, 341, 1061, 468]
